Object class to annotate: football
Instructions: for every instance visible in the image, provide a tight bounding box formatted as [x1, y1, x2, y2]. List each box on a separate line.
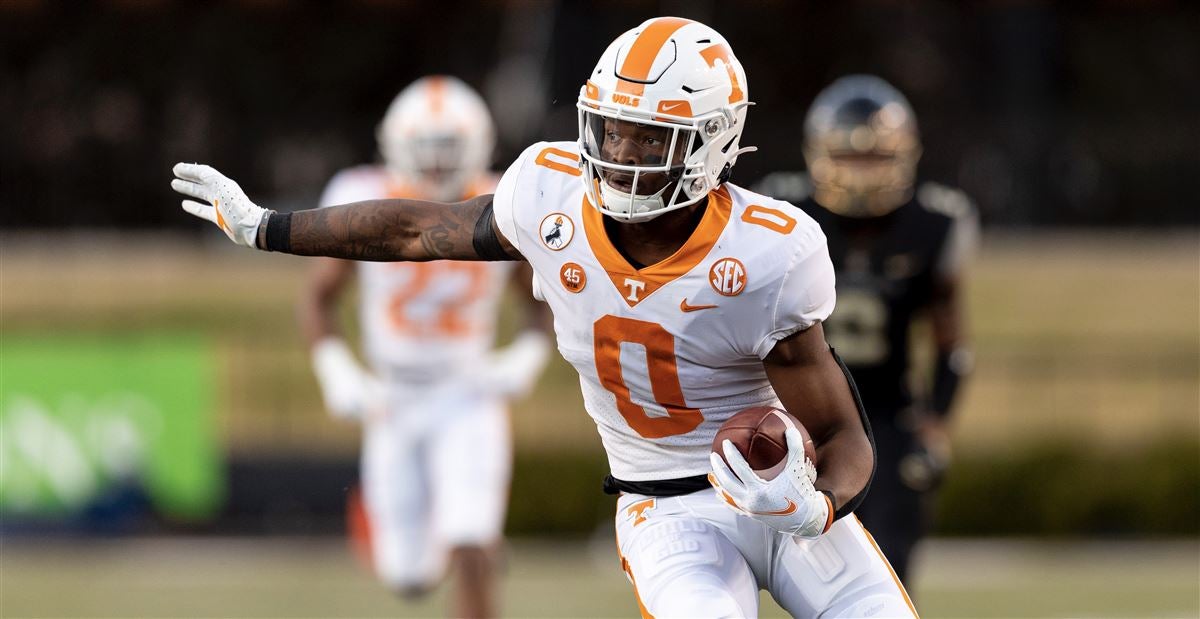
[712, 406, 817, 481]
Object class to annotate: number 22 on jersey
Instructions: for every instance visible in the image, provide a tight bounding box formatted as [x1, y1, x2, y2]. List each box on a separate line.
[387, 261, 489, 337]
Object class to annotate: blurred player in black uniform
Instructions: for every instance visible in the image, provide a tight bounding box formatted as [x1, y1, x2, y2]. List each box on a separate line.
[756, 75, 979, 585]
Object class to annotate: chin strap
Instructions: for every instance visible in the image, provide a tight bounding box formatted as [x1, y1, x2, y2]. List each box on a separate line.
[598, 178, 671, 219]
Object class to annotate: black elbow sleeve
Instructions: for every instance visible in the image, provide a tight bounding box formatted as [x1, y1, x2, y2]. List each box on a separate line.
[471, 201, 517, 261]
[829, 346, 875, 522]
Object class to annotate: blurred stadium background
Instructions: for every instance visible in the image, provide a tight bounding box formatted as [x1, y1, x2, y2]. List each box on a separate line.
[2, 1, 1197, 618]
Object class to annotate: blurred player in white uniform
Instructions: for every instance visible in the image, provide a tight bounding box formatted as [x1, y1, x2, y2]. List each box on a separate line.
[297, 76, 550, 619]
[176, 18, 916, 618]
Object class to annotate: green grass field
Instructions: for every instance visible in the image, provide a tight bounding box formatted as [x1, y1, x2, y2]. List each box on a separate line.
[2, 537, 1196, 618]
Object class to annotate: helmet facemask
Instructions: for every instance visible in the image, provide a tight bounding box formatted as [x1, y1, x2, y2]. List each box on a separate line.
[578, 108, 738, 222]
[803, 142, 921, 218]
[581, 112, 689, 220]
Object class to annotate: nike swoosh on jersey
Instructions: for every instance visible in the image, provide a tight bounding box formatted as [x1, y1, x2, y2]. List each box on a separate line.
[748, 499, 797, 516]
[680, 298, 718, 312]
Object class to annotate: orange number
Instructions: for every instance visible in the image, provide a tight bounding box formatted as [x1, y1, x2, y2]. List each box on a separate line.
[740, 204, 797, 234]
[534, 147, 582, 177]
[386, 263, 433, 331]
[593, 315, 703, 439]
[388, 262, 490, 337]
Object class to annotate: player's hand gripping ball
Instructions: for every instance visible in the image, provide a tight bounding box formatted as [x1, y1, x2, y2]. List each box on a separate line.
[708, 407, 832, 539]
[711, 406, 816, 479]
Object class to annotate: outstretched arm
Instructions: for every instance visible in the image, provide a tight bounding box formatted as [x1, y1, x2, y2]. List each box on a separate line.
[172, 163, 521, 262]
[283, 195, 513, 261]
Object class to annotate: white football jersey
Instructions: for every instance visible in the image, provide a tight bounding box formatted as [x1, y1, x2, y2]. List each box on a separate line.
[494, 142, 836, 480]
[319, 166, 514, 374]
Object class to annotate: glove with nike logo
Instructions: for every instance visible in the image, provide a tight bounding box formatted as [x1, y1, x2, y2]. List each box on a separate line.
[172, 163, 269, 248]
[708, 427, 834, 539]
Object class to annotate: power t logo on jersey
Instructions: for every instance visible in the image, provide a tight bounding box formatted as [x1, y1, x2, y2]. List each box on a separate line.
[623, 278, 647, 302]
[624, 498, 657, 527]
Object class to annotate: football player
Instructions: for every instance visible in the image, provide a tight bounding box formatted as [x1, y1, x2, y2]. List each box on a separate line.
[296, 76, 551, 618]
[757, 74, 979, 585]
[173, 18, 917, 617]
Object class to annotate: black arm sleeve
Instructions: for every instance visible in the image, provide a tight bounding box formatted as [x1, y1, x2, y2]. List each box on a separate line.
[930, 348, 971, 418]
[830, 346, 874, 521]
[471, 201, 520, 261]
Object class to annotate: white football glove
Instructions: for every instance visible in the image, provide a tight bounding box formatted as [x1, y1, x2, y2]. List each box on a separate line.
[311, 338, 387, 422]
[171, 162, 268, 248]
[708, 427, 834, 539]
[475, 330, 551, 398]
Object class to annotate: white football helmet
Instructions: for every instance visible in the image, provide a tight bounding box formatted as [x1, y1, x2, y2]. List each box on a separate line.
[803, 75, 921, 217]
[577, 17, 755, 222]
[377, 76, 495, 202]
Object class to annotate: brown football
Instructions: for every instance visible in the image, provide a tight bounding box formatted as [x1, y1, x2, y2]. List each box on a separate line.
[712, 406, 817, 481]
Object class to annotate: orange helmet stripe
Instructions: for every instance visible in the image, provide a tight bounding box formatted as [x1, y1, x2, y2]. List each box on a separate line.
[616, 17, 693, 96]
[426, 76, 446, 117]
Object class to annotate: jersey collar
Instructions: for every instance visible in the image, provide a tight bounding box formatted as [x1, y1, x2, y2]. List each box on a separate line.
[582, 186, 733, 307]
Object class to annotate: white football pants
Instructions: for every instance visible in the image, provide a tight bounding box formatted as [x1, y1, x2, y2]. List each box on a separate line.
[361, 383, 511, 591]
[615, 488, 917, 618]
